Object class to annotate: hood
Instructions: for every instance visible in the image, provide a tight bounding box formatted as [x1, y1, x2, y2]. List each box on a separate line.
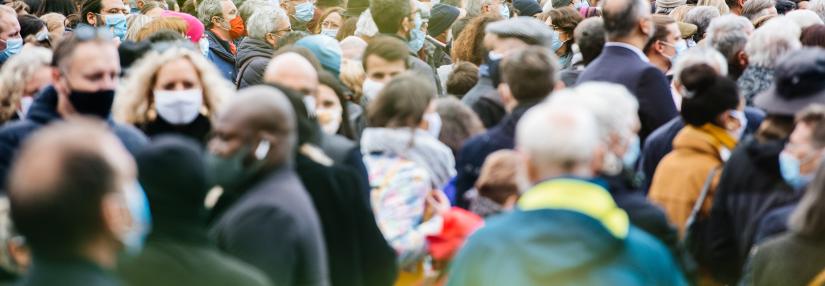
[745, 137, 785, 175]
[361, 127, 456, 188]
[236, 37, 274, 66]
[26, 86, 62, 125]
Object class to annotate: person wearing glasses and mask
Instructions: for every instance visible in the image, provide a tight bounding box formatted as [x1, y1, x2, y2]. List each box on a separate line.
[0, 26, 148, 192]
[235, 5, 291, 89]
[197, 0, 242, 80]
[80, 0, 129, 42]
[281, 0, 320, 32]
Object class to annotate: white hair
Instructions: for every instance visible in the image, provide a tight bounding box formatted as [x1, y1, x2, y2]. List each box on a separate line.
[516, 98, 600, 176]
[246, 5, 288, 39]
[706, 15, 754, 60]
[785, 10, 824, 29]
[672, 47, 728, 86]
[809, 0, 825, 21]
[745, 16, 801, 68]
[355, 9, 378, 38]
[197, 0, 230, 28]
[547, 83, 638, 142]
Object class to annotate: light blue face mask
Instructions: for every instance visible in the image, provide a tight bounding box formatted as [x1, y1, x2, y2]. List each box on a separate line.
[0, 37, 23, 63]
[623, 135, 641, 168]
[407, 13, 425, 53]
[321, 28, 338, 38]
[295, 2, 315, 23]
[551, 30, 564, 52]
[499, 3, 510, 19]
[105, 14, 128, 41]
[122, 181, 152, 255]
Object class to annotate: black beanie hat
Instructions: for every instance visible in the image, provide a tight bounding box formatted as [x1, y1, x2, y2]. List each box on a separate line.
[429, 3, 461, 37]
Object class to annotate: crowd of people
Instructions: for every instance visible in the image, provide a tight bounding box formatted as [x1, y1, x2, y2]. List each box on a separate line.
[0, 0, 822, 285]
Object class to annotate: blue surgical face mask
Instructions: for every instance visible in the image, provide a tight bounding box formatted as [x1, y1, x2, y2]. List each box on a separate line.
[499, 3, 510, 19]
[407, 13, 425, 53]
[623, 135, 641, 168]
[321, 28, 338, 38]
[0, 37, 23, 63]
[121, 181, 152, 255]
[105, 14, 128, 41]
[295, 2, 315, 23]
[551, 30, 564, 52]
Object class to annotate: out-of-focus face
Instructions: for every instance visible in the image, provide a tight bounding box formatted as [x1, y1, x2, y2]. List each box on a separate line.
[23, 66, 53, 98]
[153, 58, 203, 92]
[364, 54, 406, 84]
[321, 11, 343, 30]
[88, 0, 128, 26]
[208, 109, 254, 159]
[785, 122, 824, 175]
[54, 41, 120, 95]
[0, 13, 21, 41]
[220, 0, 239, 20]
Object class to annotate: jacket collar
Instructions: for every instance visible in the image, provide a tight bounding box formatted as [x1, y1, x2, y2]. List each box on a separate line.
[206, 30, 235, 63]
[674, 124, 737, 159]
[26, 85, 62, 125]
[496, 99, 543, 137]
[604, 42, 649, 63]
[518, 177, 629, 239]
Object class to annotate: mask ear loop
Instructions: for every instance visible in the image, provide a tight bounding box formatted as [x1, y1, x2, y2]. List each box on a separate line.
[254, 140, 271, 160]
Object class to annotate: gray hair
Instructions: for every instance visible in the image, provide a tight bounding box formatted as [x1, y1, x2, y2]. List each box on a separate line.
[785, 9, 824, 29]
[239, 0, 274, 25]
[466, 0, 494, 17]
[742, 0, 776, 20]
[672, 47, 728, 87]
[706, 15, 753, 65]
[518, 95, 601, 177]
[246, 5, 288, 39]
[810, 0, 825, 22]
[550, 82, 639, 140]
[601, 0, 651, 40]
[197, 0, 229, 28]
[355, 9, 378, 37]
[745, 16, 801, 68]
[684, 6, 721, 40]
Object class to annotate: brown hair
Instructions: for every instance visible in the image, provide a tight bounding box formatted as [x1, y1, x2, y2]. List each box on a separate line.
[446, 62, 479, 97]
[313, 7, 345, 34]
[644, 14, 677, 53]
[362, 36, 410, 72]
[450, 15, 500, 65]
[547, 7, 582, 34]
[756, 115, 795, 142]
[366, 73, 434, 128]
[476, 150, 526, 204]
[802, 24, 825, 49]
[135, 17, 188, 42]
[336, 16, 358, 41]
[501, 46, 558, 101]
[435, 96, 485, 154]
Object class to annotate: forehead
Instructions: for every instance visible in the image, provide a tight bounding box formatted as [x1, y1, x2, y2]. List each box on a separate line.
[102, 0, 126, 9]
[157, 58, 198, 76]
[365, 54, 406, 71]
[66, 41, 119, 71]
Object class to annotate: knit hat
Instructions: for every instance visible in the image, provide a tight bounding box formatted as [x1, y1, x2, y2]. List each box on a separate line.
[754, 48, 825, 116]
[513, 0, 542, 16]
[136, 136, 207, 224]
[656, 0, 686, 9]
[485, 16, 555, 47]
[296, 35, 343, 77]
[429, 4, 460, 37]
[345, 0, 369, 17]
[161, 11, 204, 43]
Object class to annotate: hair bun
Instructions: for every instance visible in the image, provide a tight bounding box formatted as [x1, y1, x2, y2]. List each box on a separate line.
[680, 64, 719, 94]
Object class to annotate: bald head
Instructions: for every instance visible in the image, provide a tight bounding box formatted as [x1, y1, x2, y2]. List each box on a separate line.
[263, 52, 319, 96]
[222, 86, 297, 135]
[601, 0, 651, 41]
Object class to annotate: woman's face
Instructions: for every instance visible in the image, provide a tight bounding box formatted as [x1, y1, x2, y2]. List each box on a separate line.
[23, 66, 53, 98]
[153, 58, 203, 92]
[315, 84, 343, 134]
[321, 11, 343, 30]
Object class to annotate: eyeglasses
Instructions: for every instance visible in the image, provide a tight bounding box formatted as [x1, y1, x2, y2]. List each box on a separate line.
[269, 27, 294, 39]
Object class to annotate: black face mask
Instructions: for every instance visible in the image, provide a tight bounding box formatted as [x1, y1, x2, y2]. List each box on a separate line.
[68, 89, 115, 119]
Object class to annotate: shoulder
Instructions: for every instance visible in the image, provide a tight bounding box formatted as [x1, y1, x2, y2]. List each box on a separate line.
[112, 123, 149, 146]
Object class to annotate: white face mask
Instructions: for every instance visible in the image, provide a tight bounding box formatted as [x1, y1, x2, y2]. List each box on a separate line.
[316, 106, 343, 135]
[362, 78, 385, 102]
[153, 89, 203, 125]
[423, 112, 442, 138]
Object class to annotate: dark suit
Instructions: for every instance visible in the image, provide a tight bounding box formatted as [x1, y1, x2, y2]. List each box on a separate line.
[576, 44, 678, 142]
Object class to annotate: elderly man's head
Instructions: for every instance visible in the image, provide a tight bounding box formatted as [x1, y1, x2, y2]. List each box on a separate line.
[706, 15, 753, 79]
[742, 0, 778, 21]
[600, 0, 653, 46]
[0, 5, 20, 56]
[745, 16, 801, 69]
[684, 6, 721, 42]
[264, 52, 319, 98]
[516, 99, 601, 182]
[246, 5, 290, 47]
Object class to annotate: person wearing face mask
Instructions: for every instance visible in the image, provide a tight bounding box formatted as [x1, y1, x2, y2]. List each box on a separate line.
[360, 36, 411, 103]
[369, 0, 438, 87]
[545, 7, 582, 69]
[705, 48, 825, 284]
[643, 15, 685, 76]
[648, 64, 745, 236]
[197, 0, 241, 80]
[80, 0, 129, 42]
[0, 47, 52, 125]
[8, 119, 151, 286]
[114, 48, 231, 145]
[316, 71, 355, 140]
[281, 0, 320, 32]
[0, 6, 22, 67]
[314, 7, 344, 38]
[235, 5, 291, 89]
[0, 26, 148, 191]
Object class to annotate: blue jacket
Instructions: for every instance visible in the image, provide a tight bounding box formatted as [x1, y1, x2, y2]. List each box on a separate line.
[447, 178, 687, 286]
[0, 86, 148, 191]
[206, 31, 236, 81]
[576, 45, 678, 142]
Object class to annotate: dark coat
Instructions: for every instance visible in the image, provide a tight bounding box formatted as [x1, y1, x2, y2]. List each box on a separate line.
[206, 30, 236, 81]
[318, 133, 371, 201]
[0, 86, 148, 191]
[754, 203, 797, 245]
[576, 45, 678, 141]
[18, 256, 121, 286]
[705, 137, 798, 284]
[118, 225, 271, 286]
[461, 76, 504, 128]
[296, 154, 398, 286]
[137, 115, 211, 145]
[210, 166, 330, 286]
[235, 37, 274, 89]
[638, 107, 765, 191]
[742, 233, 825, 286]
[454, 101, 537, 208]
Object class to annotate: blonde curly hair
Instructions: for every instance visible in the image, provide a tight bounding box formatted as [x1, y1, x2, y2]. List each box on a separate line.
[114, 47, 232, 125]
[0, 47, 52, 123]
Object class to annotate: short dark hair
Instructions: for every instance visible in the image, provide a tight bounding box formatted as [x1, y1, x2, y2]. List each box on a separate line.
[601, 0, 646, 39]
[501, 47, 558, 101]
[367, 73, 434, 128]
[574, 17, 606, 65]
[9, 119, 117, 259]
[18, 14, 45, 40]
[36, 0, 76, 17]
[80, 0, 103, 26]
[644, 15, 676, 53]
[362, 36, 409, 71]
[51, 26, 115, 69]
[369, 0, 411, 34]
[679, 64, 740, 126]
[446, 62, 479, 97]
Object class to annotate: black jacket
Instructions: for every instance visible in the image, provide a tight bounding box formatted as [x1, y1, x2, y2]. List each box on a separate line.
[210, 166, 330, 286]
[235, 37, 274, 89]
[706, 138, 799, 284]
[296, 154, 398, 286]
[742, 233, 825, 286]
[205, 30, 236, 81]
[137, 115, 211, 145]
[18, 256, 121, 286]
[318, 133, 371, 201]
[0, 86, 148, 191]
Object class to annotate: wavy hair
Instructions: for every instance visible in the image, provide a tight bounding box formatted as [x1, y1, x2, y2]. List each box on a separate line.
[114, 47, 232, 125]
[0, 47, 52, 123]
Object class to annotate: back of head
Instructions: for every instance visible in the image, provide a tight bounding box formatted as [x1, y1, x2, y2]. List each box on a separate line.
[672, 47, 728, 86]
[742, 0, 776, 21]
[786, 10, 824, 30]
[679, 64, 740, 126]
[745, 16, 801, 68]
[476, 150, 527, 204]
[811, 0, 825, 20]
[369, 0, 411, 34]
[18, 14, 45, 40]
[135, 16, 188, 42]
[224, 86, 298, 150]
[9, 119, 123, 258]
[684, 6, 721, 40]
[239, 0, 272, 25]
[706, 15, 753, 61]
[245, 4, 286, 40]
[600, 0, 649, 40]
[264, 52, 319, 88]
[136, 136, 207, 224]
[435, 96, 485, 152]
[551, 82, 639, 140]
[574, 17, 606, 65]
[367, 73, 434, 128]
[446, 62, 479, 97]
[802, 24, 825, 48]
[295, 35, 343, 77]
[501, 46, 558, 102]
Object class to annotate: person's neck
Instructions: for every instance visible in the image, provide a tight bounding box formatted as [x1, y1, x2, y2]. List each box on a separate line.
[81, 238, 118, 269]
[531, 166, 594, 185]
[731, 6, 743, 15]
[394, 30, 409, 42]
[647, 53, 670, 73]
[608, 36, 646, 51]
[211, 27, 231, 42]
[56, 92, 76, 118]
